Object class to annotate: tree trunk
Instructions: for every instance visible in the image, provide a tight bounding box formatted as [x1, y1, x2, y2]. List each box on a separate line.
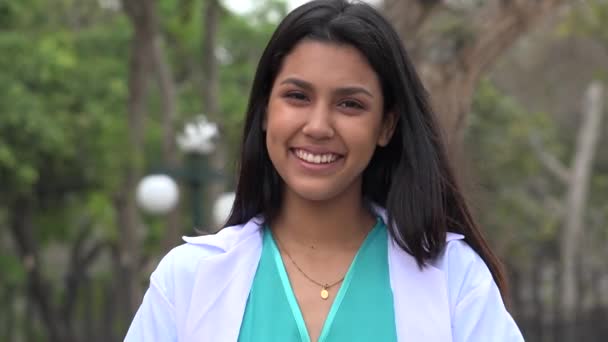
[82, 276, 95, 341]
[531, 81, 604, 340]
[101, 278, 118, 342]
[560, 81, 604, 339]
[3, 286, 16, 342]
[150, 23, 183, 251]
[383, 0, 570, 152]
[202, 0, 225, 232]
[530, 256, 544, 341]
[202, 0, 219, 116]
[8, 197, 74, 342]
[119, 0, 156, 323]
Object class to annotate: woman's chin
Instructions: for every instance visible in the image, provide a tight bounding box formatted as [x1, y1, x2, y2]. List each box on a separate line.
[295, 191, 337, 202]
[286, 182, 354, 203]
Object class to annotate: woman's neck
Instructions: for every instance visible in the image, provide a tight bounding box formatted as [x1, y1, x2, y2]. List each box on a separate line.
[272, 186, 376, 251]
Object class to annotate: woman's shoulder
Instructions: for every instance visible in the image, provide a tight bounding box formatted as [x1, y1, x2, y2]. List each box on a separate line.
[162, 223, 252, 266]
[431, 233, 502, 318]
[435, 233, 488, 269]
[433, 233, 494, 291]
[148, 218, 263, 301]
[432, 237, 523, 340]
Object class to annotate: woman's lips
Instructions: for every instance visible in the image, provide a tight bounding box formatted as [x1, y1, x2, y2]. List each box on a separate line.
[290, 148, 344, 173]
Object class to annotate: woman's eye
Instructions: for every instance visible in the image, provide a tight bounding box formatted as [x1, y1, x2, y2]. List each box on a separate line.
[338, 100, 364, 110]
[285, 92, 308, 102]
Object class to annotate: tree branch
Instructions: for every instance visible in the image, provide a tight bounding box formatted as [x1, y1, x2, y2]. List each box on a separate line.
[528, 134, 571, 185]
[388, 0, 572, 148]
[382, 0, 442, 43]
[463, 0, 568, 79]
[8, 198, 72, 342]
[62, 218, 109, 322]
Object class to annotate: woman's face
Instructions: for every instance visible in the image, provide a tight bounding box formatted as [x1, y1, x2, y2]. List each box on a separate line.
[265, 40, 394, 202]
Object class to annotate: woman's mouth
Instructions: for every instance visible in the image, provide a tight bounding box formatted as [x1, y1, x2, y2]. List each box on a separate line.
[292, 148, 342, 164]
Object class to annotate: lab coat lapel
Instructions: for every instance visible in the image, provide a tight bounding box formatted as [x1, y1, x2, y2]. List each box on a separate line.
[183, 218, 263, 341]
[389, 241, 452, 341]
[389, 239, 452, 342]
[372, 205, 452, 341]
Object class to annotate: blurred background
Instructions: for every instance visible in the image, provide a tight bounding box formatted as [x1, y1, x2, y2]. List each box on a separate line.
[0, 0, 607, 341]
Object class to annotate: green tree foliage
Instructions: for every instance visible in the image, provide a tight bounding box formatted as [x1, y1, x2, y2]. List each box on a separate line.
[1, 0, 605, 340]
[0, 0, 282, 339]
[466, 80, 563, 260]
[560, 0, 608, 46]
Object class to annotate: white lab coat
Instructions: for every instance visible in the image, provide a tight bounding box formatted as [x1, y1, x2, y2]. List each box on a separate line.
[125, 207, 524, 341]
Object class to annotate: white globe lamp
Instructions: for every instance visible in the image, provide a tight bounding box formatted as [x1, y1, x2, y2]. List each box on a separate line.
[213, 192, 235, 227]
[136, 175, 180, 214]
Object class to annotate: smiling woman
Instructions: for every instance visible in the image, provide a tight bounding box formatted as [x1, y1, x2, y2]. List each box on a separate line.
[125, 1, 525, 341]
[265, 41, 394, 204]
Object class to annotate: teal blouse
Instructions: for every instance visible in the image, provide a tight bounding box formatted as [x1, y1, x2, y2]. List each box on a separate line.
[238, 218, 397, 342]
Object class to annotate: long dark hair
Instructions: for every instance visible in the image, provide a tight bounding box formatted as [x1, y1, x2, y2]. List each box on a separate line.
[224, 0, 508, 298]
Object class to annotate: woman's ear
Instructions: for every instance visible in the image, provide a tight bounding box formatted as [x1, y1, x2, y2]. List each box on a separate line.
[378, 111, 398, 147]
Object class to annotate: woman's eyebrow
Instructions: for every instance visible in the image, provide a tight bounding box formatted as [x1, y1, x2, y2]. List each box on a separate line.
[280, 77, 374, 98]
[334, 86, 373, 98]
[280, 77, 313, 91]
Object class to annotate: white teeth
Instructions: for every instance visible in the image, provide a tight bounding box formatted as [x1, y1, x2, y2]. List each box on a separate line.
[294, 149, 339, 164]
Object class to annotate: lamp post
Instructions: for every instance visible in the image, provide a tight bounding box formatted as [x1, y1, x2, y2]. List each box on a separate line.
[136, 115, 233, 230]
[176, 115, 218, 229]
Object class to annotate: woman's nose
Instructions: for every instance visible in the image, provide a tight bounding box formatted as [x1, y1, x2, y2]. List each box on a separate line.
[301, 104, 335, 140]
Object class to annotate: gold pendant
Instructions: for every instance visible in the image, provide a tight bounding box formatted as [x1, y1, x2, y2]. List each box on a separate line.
[320, 287, 329, 300]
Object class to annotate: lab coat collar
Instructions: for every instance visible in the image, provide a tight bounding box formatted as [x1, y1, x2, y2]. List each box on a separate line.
[181, 207, 455, 341]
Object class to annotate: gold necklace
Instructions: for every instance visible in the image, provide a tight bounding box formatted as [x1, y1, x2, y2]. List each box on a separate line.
[273, 233, 344, 300]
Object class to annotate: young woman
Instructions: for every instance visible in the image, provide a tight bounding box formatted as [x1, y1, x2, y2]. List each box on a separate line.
[126, 0, 524, 341]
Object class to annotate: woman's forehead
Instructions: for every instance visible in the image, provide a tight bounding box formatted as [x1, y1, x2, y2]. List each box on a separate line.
[274, 40, 381, 91]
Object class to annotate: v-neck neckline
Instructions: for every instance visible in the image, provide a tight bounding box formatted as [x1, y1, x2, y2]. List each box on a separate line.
[266, 219, 382, 342]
